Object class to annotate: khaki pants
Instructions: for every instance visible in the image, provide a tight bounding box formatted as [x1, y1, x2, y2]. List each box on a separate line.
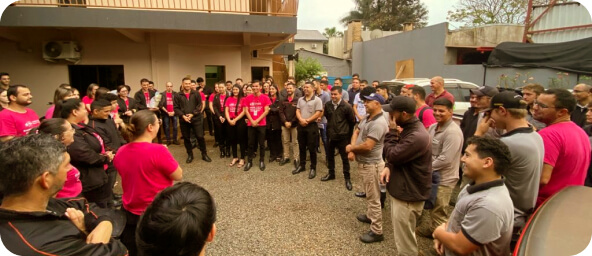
[431, 185, 453, 229]
[281, 126, 299, 160]
[358, 162, 385, 235]
[390, 196, 424, 256]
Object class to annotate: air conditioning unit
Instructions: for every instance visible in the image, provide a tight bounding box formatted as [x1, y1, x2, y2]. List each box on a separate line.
[43, 41, 81, 61]
[311, 43, 317, 49]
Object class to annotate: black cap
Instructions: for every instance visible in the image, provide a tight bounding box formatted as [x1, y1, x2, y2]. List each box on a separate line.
[382, 96, 416, 113]
[471, 86, 499, 97]
[489, 91, 527, 110]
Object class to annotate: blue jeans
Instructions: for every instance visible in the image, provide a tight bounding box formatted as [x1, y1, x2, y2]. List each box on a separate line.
[162, 114, 178, 142]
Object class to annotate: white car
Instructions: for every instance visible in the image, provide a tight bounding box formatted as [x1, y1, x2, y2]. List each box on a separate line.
[381, 78, 480, 118]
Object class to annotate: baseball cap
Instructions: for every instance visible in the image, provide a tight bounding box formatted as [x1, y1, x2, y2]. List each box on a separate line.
[488, 91, 527, 110]
[382, 96, 416, 113]
[363, 93, 385, 104]
[471, 86, 499, 97]
[403, 84, 415, 89]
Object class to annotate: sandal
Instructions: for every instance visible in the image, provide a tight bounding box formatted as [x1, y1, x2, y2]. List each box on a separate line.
[228, 158, 239, 167]
[237, 160, 245, 168]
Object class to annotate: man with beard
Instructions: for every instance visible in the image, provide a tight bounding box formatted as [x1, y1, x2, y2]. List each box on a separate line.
[175, 77, 212, 163]
[0, 84, 40, 142]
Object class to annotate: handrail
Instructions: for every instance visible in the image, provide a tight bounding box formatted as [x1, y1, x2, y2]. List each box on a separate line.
[11, 0, 298, 17]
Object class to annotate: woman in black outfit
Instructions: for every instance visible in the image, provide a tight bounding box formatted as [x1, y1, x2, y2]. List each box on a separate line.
[266, 84, 283, 163]
[117, 85, 137, 124]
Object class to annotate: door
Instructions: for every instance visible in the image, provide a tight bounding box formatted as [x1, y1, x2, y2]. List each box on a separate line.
[68, 65, 124, 97]
[251, 66, 269, 82]
[205, 65, 226, 93]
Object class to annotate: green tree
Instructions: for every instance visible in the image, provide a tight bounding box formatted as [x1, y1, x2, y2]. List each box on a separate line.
[295, 57, 325, 83]
[340, 0, 428, 30]
[447, 0, 551, 27]
[323, 27, 344, 37]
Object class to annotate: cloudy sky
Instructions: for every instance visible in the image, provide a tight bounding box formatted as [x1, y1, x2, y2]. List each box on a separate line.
[297, 0, 460, 32]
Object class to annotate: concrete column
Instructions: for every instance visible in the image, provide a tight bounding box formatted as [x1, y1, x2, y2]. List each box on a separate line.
[241, 46, 251, 81]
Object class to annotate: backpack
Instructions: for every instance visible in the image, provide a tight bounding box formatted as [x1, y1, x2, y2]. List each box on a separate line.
[418, 105, 432, 123]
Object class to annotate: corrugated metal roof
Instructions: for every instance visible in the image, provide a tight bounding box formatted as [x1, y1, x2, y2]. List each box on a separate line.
[531, 2, 592, 43]
[295, 30, 328, 42]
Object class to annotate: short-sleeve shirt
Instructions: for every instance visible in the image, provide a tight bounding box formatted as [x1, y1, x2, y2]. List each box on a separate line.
[317, 91, 331, 125]
[56, 167, 82, 198]
[425, 90, 455, 107]
[355, 112, 388, 163]
[82, 96, 93, 111]
[445, 180, 514, 256]
[45, 105, 56, 119]
[0, 108, 40, 137]
[225, 96, 240, 119]
[165, 92, 174, 112]
[353, 93, 366, 122]
[297, 95, 323, 120]
[218, 94, 227, 112]
[242, 93, 272, 126]
[415, 104, 437, 129]
[537, 121, 590, 206]
[113, 142, 179, 215]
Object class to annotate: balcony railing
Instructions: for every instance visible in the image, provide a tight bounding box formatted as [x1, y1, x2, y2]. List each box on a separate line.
[11, 0, 298, 16]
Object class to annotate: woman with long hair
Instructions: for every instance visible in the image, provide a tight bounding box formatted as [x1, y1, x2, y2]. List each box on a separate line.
[116, 85, 137, 124]
[266, 84, 283, 162]
[114, 110, 182, 256]
[46, 85, 75, 119]
[62, 98, 113, 208]
[30, 118, 82, 198]
[82, 83, 99, 112]
[225, 84, 247, 167]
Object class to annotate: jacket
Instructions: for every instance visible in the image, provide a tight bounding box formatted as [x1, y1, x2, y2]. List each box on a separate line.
[571, 104, 588, 128]
[279, 95, 301, 126]
[384, 116, 432, 202]
[213, 92, 231, 118]
[88, 117, 125, 152]
[159, 91, 178, 116]
[116, 97, 137, 124]
[324, 100, 356, 141]
[133, 89, 156, 111]
[266, 96, 282, 130]
[0, 197, 128, 255]
[68, 124, 110, 192]
[173, 91, 203, 120]
[460, 107, 479, 153]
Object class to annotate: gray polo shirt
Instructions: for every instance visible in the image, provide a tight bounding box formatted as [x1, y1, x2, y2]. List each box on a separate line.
[316, 90, 331, 126]
[355, 112, 388, 164]
[499, 126, 543, 227]
[297, 95, 323, 120]
[428, 119, 464, 187]
[445, 179, 514, 256]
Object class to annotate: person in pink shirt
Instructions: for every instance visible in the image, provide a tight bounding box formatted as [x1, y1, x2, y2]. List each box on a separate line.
[242, 80, 272, 171]
[159, 82, 179, 145]
[45, 84, 74, 119]
[114, 109, 183, 256]
[81, 83, 98, 112]
[225, 84, 247, 168]
[31, 118, 82, 198]
[410, 86, 437, 129]
[533, 88, 591, 206]
[0, 84, 40, 142]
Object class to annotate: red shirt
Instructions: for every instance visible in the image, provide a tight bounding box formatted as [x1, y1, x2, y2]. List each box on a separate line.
[0, 108, 40, 137]
[218, 94, 226, 112]
[56, 166, 82, 198]
[165, 92, 174, 112]
[425, 90, 455, 107]
[225, 96, 240, 119]
[200, 91, 206, 102]
[114, 142, 179, 215]
[144, 92, 150, 107]
[82, 96, 93, 111]
[415, 104, 437, 129]
[242, 94, 271, 126]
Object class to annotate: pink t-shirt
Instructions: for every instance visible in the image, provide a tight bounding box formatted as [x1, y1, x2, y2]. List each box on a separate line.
[56, 166, 82, 198]
[225, 96, 240, 119]
[113, 142, 179, 215]
[0, 108, 40, 137]
[415, 104, 437, 129]
[200, 91, 206, 102]
[144, 92, 150, 107]
[165, 92, 174, 112]
[218, 94, 226, 112]
[45, 105, 56, 119]
[242, 94, 271, 126]
[537, 121, 591, 206]
[82, 96, 93, 111]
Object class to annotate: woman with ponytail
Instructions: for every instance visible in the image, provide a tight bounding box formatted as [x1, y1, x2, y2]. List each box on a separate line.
[30, 118, 82, 198]
[113, 109, 182, 256]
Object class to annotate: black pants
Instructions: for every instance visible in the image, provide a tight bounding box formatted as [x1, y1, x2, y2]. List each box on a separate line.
[107, 165, 117, 198]
[82, 181, 113, 209]
[267, 128, 283, 160]
[214, 116, 229, 152]
[327, 138, 350, 179]
[248, 126, 266, 162]
[298, 123, 319, 169]
[121, 207, 140, 256]
[228, 119, 247, 159]
[179, 116, 207, 156]
[204, 109, 214, 135]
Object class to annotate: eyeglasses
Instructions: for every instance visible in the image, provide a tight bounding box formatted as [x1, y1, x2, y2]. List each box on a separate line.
[533, 100, 557, 109]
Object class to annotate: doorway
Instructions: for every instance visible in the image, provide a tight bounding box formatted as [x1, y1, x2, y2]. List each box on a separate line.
[205, 65, 226, 92]
[251, 66, 269, 81]
[68, 65, 124, 97]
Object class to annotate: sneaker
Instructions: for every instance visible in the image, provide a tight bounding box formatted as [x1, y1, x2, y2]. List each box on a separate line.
[360, 231, 384, 243]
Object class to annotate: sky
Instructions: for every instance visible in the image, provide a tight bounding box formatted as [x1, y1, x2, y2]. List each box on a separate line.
[297, 0, 461, 32]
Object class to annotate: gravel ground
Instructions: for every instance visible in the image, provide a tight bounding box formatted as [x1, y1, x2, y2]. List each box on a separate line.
[116, 135, 455, 255]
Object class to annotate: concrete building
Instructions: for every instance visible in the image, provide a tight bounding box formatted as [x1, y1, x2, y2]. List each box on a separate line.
[0, 0, 298, 114]
[294, 29, 328, 54]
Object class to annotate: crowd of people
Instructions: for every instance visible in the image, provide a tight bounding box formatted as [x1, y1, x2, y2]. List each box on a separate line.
[0, 70, 591, 256]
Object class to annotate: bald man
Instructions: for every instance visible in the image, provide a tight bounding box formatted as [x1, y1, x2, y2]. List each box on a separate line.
[571, 83, 591, 127]
[425, 76, 455, 107]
